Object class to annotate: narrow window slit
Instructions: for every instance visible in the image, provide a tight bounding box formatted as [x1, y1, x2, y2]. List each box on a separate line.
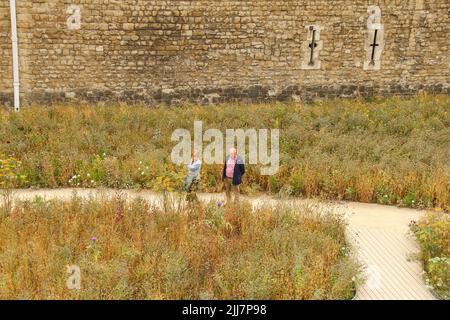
[308, 26, 318, 66]
[370, 29, 379, 66]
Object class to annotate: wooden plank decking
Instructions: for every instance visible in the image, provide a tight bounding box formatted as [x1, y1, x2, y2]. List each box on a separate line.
[343, 202, 436, 300]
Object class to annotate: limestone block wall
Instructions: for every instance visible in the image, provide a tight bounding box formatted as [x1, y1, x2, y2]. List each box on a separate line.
[0, 0, 449, 106]
[0, 0, 12, 103]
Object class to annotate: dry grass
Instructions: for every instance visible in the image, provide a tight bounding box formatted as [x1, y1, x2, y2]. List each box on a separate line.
[0, 194, 360, 299]
[0, 94, 449, 209]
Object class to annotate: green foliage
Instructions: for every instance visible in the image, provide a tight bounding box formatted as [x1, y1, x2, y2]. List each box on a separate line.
[0, 156, 27, 189]
[152, 164, 185, 193]
[0, 156, 27, 215]
[411, 211, 450, 299]
[427, 257, 450, 297]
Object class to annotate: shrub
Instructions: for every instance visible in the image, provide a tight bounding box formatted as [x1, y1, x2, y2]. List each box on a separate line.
[411, 211, 450, 299]
[0, 156, 26, 189]
[0, 156, 27, 215]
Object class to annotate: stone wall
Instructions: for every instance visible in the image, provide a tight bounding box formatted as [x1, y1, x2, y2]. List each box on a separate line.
[0, 0, 449, 106]
[0, 0, 11, 105]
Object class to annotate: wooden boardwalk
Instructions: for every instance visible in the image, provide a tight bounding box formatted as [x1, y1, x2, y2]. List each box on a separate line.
[342, 202, 436, 300]
[12, 188, 436, 300]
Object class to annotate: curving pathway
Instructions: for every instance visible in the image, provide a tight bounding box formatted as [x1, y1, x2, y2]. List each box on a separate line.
[10, 188, 436, 300]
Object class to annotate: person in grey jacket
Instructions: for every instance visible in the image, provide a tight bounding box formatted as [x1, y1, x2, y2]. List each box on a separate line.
[184, 150, 202, 201]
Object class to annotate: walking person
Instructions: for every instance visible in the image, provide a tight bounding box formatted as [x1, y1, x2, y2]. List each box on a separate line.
[222, 147, 245, 204]
[184, 150, 202, 202]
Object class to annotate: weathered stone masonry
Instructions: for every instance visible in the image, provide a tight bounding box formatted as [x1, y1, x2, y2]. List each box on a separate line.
[0, 0, 449, 106]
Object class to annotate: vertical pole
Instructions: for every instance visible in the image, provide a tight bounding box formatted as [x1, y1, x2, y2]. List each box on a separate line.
[9, 0, 20, 112]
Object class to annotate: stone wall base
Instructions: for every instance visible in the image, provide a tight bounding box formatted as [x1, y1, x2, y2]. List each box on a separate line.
[1, 83, 448, 108]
